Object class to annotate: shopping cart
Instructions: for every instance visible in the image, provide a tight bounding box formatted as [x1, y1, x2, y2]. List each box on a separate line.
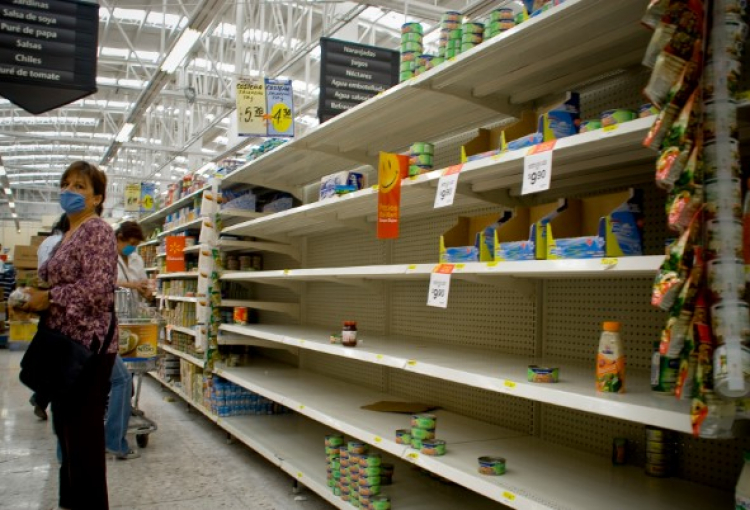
[119, 315, 163, 448]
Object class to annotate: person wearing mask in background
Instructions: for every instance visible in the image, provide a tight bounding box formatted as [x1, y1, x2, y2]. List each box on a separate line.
[28, 214, 69, 421]
[21, 161, 118, 510]
[106, 221, 149, 461]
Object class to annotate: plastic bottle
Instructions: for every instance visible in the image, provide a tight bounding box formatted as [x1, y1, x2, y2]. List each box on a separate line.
[596, 321, 625, 393]
[736, 451, 750, 509]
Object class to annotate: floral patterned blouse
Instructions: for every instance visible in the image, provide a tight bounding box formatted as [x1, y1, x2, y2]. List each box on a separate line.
[39, 217, 118, 353]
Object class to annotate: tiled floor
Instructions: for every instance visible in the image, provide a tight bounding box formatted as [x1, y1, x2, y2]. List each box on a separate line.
[0, 349, 333, 510]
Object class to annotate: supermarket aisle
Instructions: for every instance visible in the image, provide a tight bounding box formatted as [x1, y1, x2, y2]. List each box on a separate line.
[0, 350, 333, 510]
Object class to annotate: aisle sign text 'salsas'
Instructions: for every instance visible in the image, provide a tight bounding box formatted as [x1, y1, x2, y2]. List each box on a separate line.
[0, 0, 98, 113]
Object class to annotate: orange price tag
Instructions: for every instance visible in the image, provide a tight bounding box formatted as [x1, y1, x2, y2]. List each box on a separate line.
[433, 264, 455, 275]
[527, 140, 557, 154]
[443, 164, 463, 176]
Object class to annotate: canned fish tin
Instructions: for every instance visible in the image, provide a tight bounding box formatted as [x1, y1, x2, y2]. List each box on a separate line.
[325, 446, 341, 456]
[400, 61, 414, 72]
[646, 440, 675, 454]
[463, 22, 484, 34]
[478, 456, 506, 475]
[340, 446, 349, 459]
[372, 496, 391, 510]
[579, 120, 602, 133]
[703, 139, 740, 179]
[360, 475, 381, 487]
[401, 32, 422, 43]
[400, 71, 415, 82]
[645, 426, 673, 442]
[639, 103, 660, 118]
[325, 434, 345, 447]
[358, 484, 380, 496]
[421, 439, 447, 456]
[360, 454, 381, 468]
[395, 428, 412, 444]
[461, 42, 478, 52]
[499, 19, 516, 30]
[411, 413, 437, 429]
[380, 463, 394, 477]
[708, 258, 745, 301]
[408, 165, 422, 177]
[233, 306, 248, 325]
[410, 438, 424, 450]
[527, 365, 559, 383]
[402, 22, 423, 34]
[601, 109, 636, 127]
[401, 41, 423, 53]
[442, 11, 461, 22]
[449, 28, 463, 39]
[330, 459, 341, 470]
[707, 220, 743, 260]
[411, 427, 436, 440]
[462, 33, 484, 44]
[362, 465, 382, 476]
[492, 8, 515, 20]
[705, 178, 741, 220]
[332, 486, 341, 496]
[349, 441, 368, 454]
[711, 301, 750, 344]
[400, 51, 418, 62]
[411, 141, 434, 155]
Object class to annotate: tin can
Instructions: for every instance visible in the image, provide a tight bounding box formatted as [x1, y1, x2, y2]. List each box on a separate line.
[478, 456, 506, 475]
[601, 109, 636, 127]
[325, 433, 345, 447]
[358, 484, 380, 496]
[461, 42, 478, 52]
[395, 429, 412, 444]
[527, 365, 559, 383]
[400, 70, 414, 82]
[463, 21, 484, 34]
[400, 61, 414, 72]
[645, 439, 674, 454]
[401, 32, 422, 43]
[705, 178, 741, 220]
[462, 33, 483, 44]
[639, 103, 660, 118]
[233, 307, 248, 325]
[410, 427, 436, 440]
[348, 441, 367, 454]
[707, 258, 745, 301]
[411, 413, 437, 429]
[362, 465, 382, 476]
[402, 22, 423, 34]
[401, 41, 423, 53]
[703, 139, 740, 179]
[711, 301, 750, 345]
[707, 220, 743, 261]
[410, 438, 423, 450]
[380, 463, 394, 477]
[360, 453, 381, 468]
[492, 8, 515, 21]
[441, 11, 461, 22]
[612, 438, 627, 465]
[421, 439, 447, 456]
[360, 475, 381, 487]
[371, 496, 391, 510]
[325, 446, 341, 456]
[400, 51, 417, 62]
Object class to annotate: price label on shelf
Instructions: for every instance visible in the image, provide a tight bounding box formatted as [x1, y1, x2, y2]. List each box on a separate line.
[407, 360, 417, 367]
[376, 354, 384, 361]
[602, 124, 619, 135]
[504, 380, 516, 389]
[407, 452, 419, 460]
[522, 141, 555, 195]
[502, 491, 516, 502]
[427, 264, 454, 308]
[297, 472, 304, 479]
[374, 436, 382, 443]
[601, 258, 618, 269]
[434, 164, 463, 209]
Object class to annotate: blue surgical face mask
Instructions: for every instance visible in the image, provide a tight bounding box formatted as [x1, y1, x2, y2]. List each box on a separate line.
[122, 245, 136, 257]
[59, 190, 86, 214]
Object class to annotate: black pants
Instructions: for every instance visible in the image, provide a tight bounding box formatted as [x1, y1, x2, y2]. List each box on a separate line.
[52, 352, 116, 510]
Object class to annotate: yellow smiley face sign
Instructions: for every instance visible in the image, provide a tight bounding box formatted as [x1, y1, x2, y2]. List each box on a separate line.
[378, 153, 402, 194]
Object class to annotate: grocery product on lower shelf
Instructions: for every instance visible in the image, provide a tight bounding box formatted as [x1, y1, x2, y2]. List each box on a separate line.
[477, 456, 506, 475]
[326, 435, 393, 508]
[596, 321, 625, 394]
[205, 376, 289, 417]
[527, 365, 559, 383]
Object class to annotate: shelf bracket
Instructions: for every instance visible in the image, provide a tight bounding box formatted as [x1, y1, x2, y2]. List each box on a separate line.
[218, 334, 299, 354]
[336, 217, 375, 234]
[418, 84, 522, 118]
[318, 277, 385, 295]
[457, 274, 535, 298]
[474, 188, 550, 208]
[306, 145, 377, 167]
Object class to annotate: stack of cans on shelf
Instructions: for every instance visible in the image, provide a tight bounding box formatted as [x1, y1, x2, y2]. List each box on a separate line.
[485, 8, 516, 39]
[326, 435, 393, 509]
[400, 22, 423, 82]
[409, 413, 436, 451]
[644, 426, 675, 478]
[439, 11, 462, 59]
[461, 21, 484, 53]
[409, 142, 434, 177]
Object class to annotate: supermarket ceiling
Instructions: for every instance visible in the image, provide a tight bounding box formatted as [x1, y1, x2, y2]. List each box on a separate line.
[0, 0, 518, 222]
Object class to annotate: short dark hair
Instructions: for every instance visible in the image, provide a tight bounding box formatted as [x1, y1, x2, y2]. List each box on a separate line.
[116, 221, 145, 242]
[60, 161, 107, 216]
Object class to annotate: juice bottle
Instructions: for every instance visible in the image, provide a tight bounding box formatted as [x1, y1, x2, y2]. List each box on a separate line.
[596, 321, 625, 393]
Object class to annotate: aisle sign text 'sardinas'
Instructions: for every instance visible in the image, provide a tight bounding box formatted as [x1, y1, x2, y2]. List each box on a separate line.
[318, 37, 399, 123]
[0, 0, 98, 113]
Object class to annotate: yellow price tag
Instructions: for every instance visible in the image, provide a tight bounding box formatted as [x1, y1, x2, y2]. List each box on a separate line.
[408, 264, 417, 270]
[504, 380, 516, 389]
[407, 453, 419, 460]
[455, 263, 465, 270]
[297, 472, 304, 479]
[283, 269, 290, 274]
[299, 405, 305, 410]
[601, 258, 618, 267]
[270, 103, 293, 133]
[407, 360, 417, 367]
[376, 354, 384, 360]
[602, 125, 619, 133]
[487, 261, 499, 267]
[299, 340, 305, 346]
[374, 436, 382, 443]
[502, 491, 516, 501]
[371, 185, 379, 191]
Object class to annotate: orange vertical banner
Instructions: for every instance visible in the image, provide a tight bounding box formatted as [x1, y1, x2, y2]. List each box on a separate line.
[377, 151, 409, 239]
[165, 236, 186, 273]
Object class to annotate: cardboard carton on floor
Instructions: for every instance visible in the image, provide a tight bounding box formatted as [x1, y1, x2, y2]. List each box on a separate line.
[546, 189, 644, 259]
[481, 200, 573, 261]
[13, 245, 38, 269]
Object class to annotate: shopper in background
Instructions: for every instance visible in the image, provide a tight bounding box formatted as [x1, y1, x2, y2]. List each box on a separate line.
[28, 214, 69, 421]
[106, 220, 149, 461]
[20, 161, 118, 510]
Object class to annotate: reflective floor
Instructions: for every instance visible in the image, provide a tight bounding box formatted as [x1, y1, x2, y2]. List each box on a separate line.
[0, 350, 332, 510]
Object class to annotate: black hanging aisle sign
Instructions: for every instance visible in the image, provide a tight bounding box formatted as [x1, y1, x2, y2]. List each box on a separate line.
[0, 0, 98, 114]
[318, 37, 399, 123]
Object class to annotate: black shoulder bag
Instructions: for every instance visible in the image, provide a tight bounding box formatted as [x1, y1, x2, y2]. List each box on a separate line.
[19, 309, 117, 401]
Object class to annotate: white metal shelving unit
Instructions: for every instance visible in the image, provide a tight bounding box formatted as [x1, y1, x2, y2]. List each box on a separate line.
[160, 343, 204, 367]
[155, 295, 199, 303]
[156, 272, 199, 279]
[138, 186, 209, 227]
[157, 217, 204, 238]
[212, 361, 729, 510]
[169, 325, 197, 337]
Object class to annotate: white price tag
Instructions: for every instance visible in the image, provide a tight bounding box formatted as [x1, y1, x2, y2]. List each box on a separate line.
[427, 264, 454, 308]
[522, 141, 556, 195]
[434, 164, 463, 208]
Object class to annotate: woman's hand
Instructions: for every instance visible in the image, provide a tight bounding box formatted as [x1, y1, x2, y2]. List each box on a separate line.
[136, 280, 151, 298]
[22, 289, 50, 312]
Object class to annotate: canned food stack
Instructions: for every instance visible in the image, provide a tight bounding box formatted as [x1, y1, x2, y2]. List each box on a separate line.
[703, 4, 750, 402]
[205, 377, 288, 417]
[645, 427, 676, 478]
[484, 8, 515, 39]
[400, 22, 423, 82]
[413, 54, 433, 77]
[409, 413, 446, 456]
[326, 435, 393, 509]
[409, 142, 434, 177]
[438, 11, 461, 58]
[460, 22, 484, 54]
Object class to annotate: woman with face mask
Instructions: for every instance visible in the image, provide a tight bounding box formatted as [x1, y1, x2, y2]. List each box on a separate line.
[105, 221, 149, 461]
[21, 161, 118, 510]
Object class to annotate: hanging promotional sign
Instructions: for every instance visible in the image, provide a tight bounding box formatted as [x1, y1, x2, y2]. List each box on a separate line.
[376, 151, 408, 240]
[264, 78, 294, 137]
[139, 182, 157, 213]
[124, 183, 141, 212]
[165, 236, 186, 273]
[0, 0, 99, 114]
[236, 78, 266, 136]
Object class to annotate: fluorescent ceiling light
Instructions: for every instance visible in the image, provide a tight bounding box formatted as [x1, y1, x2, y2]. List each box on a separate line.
[0, 117, 98, 126]
[196, 162, 215, 174]
[161, 28, 201, 73]
[154, 173, 161, 177]
[11, 213, 17, 218]
[115, 123, 135, 143]
[0, 166, 5, 176]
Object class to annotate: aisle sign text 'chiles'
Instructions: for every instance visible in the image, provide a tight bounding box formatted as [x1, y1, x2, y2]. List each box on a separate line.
[0, 0, 98, 113]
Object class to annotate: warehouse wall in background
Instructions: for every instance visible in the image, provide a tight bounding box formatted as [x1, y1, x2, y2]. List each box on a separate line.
[0, 221, 42, 259]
